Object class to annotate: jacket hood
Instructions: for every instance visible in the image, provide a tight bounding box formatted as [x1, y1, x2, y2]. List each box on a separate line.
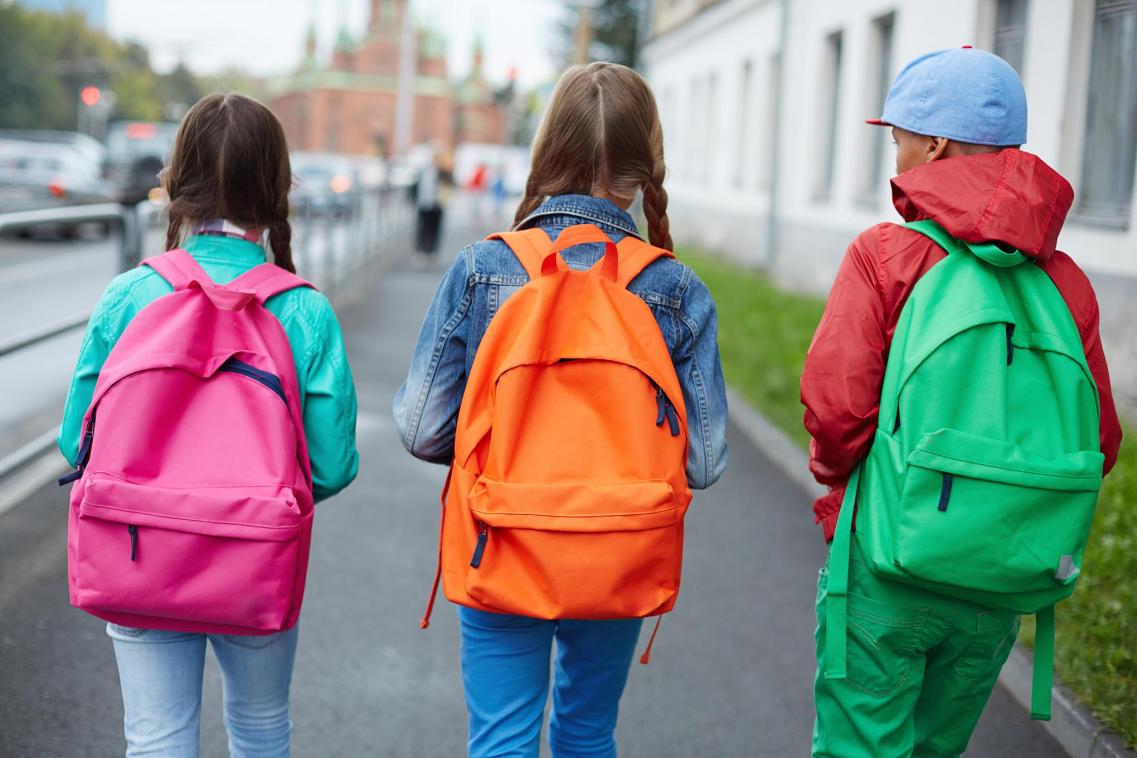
[891, 149, 1074, 260]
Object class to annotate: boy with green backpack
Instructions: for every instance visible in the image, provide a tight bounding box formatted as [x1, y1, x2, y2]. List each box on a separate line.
[801, 47, 1123, 757]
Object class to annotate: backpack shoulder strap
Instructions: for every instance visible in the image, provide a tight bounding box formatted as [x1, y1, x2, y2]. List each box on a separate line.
[615, 236, 675, 288]
[823, 463, 860, 682]
[142, 249, 214, 290]
[226, 263, 315, 304]
[904, 220, 1026, 268]
[486, 228, 552, 281]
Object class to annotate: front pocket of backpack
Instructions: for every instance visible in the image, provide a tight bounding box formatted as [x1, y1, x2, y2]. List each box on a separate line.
[74, 475, 304, 631]
[894, 429, 1103, 598]
[464, 478, 685, 619]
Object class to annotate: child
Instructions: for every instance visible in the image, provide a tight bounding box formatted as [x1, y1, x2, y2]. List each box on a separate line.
[59, 93, 359, 756]
[394, 62, 728, 757]
[801, 48, 1122, 757]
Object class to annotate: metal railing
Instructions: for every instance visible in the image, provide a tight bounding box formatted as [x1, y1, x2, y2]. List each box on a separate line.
[0, 184, 414, 485]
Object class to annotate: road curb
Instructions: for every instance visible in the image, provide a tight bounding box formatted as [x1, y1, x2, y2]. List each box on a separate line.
[724, 387, 1135, 758]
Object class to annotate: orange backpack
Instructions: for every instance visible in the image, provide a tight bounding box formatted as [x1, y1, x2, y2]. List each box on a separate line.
[420, 224, 692, 637]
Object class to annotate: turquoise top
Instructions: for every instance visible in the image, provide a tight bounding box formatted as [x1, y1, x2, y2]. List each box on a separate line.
[59, 233, 359, 502]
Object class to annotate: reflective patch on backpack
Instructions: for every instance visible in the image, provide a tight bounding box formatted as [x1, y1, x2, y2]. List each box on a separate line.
[1055, 554, 1079, 582]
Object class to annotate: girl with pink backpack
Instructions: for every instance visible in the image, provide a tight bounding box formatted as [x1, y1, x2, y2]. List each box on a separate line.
[58, 94, 358, 757]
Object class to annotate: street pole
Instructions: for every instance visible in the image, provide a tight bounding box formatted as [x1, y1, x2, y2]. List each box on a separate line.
[393, 0, 416, 155]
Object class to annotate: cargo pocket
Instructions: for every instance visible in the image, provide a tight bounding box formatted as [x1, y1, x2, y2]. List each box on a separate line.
[953, 610, 1020, 683]
[843, 591, 928, 698]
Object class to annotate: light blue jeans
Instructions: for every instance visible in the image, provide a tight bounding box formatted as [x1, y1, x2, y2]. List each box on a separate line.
[107, 623, 299, 758]
[458, 607, 644, 758]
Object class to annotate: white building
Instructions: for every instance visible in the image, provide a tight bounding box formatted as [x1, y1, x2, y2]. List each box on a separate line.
[643, 0, 1137, 413]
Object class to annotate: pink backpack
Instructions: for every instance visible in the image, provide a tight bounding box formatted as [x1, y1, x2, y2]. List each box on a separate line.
[62, 249, 315, 635]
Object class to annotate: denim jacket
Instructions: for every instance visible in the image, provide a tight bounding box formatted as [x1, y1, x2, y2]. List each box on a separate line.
[393, 194, 728, 489]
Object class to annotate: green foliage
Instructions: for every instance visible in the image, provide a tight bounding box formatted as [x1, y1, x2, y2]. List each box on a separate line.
[0, 5, 71, 129]
[0, 5, 205, 131]
[685, 246, 1137, 747]
[680, 248, 824, 446]
[1052, 438, 1137, 744]
[556, 0, 642, 69]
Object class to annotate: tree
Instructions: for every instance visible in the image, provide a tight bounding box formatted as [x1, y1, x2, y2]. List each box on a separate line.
[0, 5, 72, 129]
[555, 0, 644, 70]
[0, 5, 205, 132]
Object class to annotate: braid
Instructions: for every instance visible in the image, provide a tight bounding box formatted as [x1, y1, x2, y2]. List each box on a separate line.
[164, 214, 183, 253]
[268, 218, 295, 273]
[642, 159, 672, 251]
[512, 174, 544, 229]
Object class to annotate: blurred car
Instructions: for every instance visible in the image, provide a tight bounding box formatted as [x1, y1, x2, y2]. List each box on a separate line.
[104, 121, 179, 205]
[0, 129, 107, 168]
[0, 138, 118, 236]
[290, 152, 358, 215]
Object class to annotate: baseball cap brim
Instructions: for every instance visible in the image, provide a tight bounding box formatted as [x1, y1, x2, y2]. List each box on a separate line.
[865, 118, 889, 126]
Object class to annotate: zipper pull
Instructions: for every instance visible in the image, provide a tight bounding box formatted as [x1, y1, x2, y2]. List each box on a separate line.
[59, 425, 95, 486]
[665, 402, 680, 436]
[128, 525, 138, 561]
[470, 524, 488, 568]
[655, 386, 666, 427]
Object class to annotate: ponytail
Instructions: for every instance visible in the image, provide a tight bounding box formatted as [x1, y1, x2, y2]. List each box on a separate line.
[513, 173, 545, 229]
[642, 160, 672, 251]
[268, 218, 295, 274]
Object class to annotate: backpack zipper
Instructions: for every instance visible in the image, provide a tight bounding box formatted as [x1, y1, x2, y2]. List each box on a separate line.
[128, 525, 138, 561]
[218, 358, 287, 405]
[470, 523, 489, 568]
[653, 384, 680, 436]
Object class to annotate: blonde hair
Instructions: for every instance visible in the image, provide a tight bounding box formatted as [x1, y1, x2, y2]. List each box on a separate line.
[514, 62, 672, 251]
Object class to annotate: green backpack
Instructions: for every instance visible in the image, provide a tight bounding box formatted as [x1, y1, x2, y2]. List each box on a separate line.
[824, 220, 1104, 721]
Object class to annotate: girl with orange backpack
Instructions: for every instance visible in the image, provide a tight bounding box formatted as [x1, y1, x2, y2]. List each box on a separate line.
[395, 62, 728, 757]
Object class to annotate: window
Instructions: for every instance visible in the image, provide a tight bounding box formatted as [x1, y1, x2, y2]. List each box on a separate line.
[1078, 0, 1137, 225]
[686, 78, 701, 182]
[860, 13, 895, 199]
[760, 53, 779, 191]
[816, 31, 844, 200]
[662, 85, 676, 176]
[705, 72, 718, 186]
[736, 60, 752, 188]
[994, 0, 1030, 73]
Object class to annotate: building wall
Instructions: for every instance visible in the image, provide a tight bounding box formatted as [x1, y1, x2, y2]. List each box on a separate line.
[643, 0, 1137, 413]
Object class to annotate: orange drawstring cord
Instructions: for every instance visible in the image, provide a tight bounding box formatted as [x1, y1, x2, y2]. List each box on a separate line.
[421, 472, 451, 630]
[639, 616, 663, 664]
[419, 558, 442, 629]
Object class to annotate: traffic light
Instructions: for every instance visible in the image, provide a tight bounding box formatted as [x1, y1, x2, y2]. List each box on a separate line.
[80, 86, 102, 107]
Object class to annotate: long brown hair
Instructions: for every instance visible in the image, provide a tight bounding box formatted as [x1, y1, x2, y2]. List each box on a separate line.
[161, 93, 296, 272]
[514, 62, 672, 250]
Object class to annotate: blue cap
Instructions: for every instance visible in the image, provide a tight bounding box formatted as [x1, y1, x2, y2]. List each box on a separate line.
[867, 46, 1027, 146]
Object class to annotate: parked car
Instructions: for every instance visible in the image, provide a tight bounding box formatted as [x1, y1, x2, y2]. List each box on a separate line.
[291, 152, 358, 216]
[0, 129, 107, 168]
[0, 138, 118, 237]
[104, 121, 178, 205]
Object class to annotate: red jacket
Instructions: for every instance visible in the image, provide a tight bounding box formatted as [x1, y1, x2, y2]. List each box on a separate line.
[801, 150, 1123, 543]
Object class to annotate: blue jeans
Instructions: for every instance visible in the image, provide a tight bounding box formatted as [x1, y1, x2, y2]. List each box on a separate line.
[107, 623, 299, 758]
[458, 607, 644, 758]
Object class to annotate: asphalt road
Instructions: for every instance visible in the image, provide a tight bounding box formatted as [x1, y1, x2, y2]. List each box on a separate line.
[0, 211, 1065, 757]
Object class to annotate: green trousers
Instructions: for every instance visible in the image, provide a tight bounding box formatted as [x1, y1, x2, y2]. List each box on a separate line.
[812, 537, 1020, 758]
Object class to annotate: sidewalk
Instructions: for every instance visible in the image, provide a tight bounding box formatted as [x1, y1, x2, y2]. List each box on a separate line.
[0, 217, 1067, 756]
